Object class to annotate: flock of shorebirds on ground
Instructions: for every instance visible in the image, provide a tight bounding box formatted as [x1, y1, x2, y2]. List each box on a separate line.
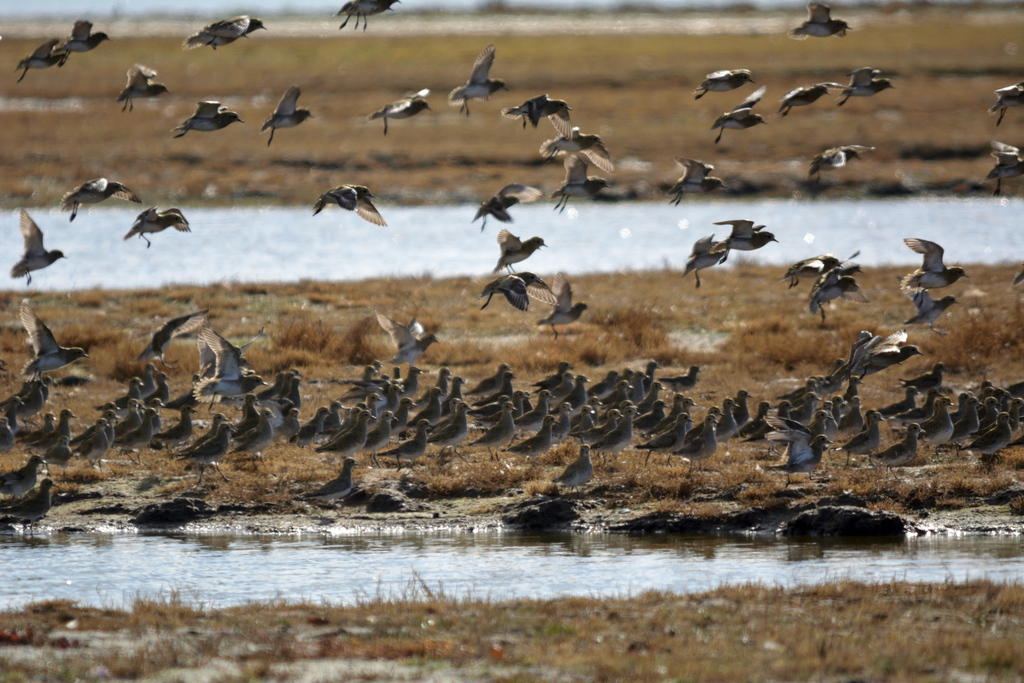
[4, 5, 1024, 527]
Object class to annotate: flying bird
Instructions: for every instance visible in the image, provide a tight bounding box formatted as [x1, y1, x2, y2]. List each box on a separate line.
[837, 68, 894, 106]
[539, 127, 614, 173]
[134, 310, 209, 367]
[693, 69, 754, 99]
[124, 207, 190, 247]
[473, 184, 543, 230]
[11, 210, 65, 285]
[709, 85, 767, 144]
[368, 88, 430, 135]
[550, 155, 608, 212]
[501, 94, 574, 137]
[336, 0, 401, 31]
[668, 158, 723, 204]
[172, 101, 243, 137]
[116, 64, 169, 112]
[448, 44, 507, 116]
[60, 178, 141, 221]
[478, 272, 550, 312]
[20, 302, 88, 379]
[376, 313, 439, 367]
[900, 238, 968, 291]
[682, 234, 727, 288]
[986, 141, 1024, 196]
[183, 16, 266, 50]
[808, 145, 874, 182]
[532, 273, 588, 339]
[789, 3, 849, 38]
[312, 185, 386, 226]
[15, 40, 68, 83]
[262, 86, 312, 146]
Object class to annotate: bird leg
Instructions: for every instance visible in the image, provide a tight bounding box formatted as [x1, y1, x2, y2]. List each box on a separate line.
[17, 68, 28, 83]
[383, 118, 388, 135]
[338, 15, 350, 29]
[997, 108, 1006, 126]
[994, 179, 1002, 197]
[267, 127, 275, 147]
[551, 324, 559, 340]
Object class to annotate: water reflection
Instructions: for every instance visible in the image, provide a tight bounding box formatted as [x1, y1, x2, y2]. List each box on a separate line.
[2, 531, 1022, 607]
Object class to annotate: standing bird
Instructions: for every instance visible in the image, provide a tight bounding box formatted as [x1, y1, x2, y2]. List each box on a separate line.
[448, 44, 507, 116]
[336, 0, 401, 30]
[117, 64, 169, 112]
[124, 207, 190, 248]
[872, 423, 922, 470]
[900, 238, 968, 291]
[306, 458, 357, 503]
[668, 158, 723, 204]
[710, 219, 777, 262]
[989, 82, 1024, 126]
[478, 272, 550, 312]
[501, 94, 574, 138]
[709, 85, 767, 144]
[473, 184, 543, 230]
[986, 141, 1024, 196]
[60, 178, 141, 222]
[837, 68, 894, 106]
[693, 69, 755, 99]
[178, 422, 235, 483]
[789, 3, 849, 38]
[183, 16, 266, 50]
[11, 210, 65, 285]
[134, 309, 208, 367]
[778, 82, 843, 116]
[0, 456, 45, 499]
[262, 86, 312, 146]
[533, 273, 588, 339]
[682, 234, 727, 289]
[904, 289, 958, 334]
[172, 101, 243, 137]
[312, 185, 386, 226]
[550, 155, 608, 212]
[57, 20, 110, 54]
[539, 128, 614, 173]
[493, 230, 545, 273]
[552, 445, 594, 499]
[835, 410, 883, 465]
[376, 313, 439, 367]
[15, 40, 68, 83]
[808, 145, 874, 182]
[765, 415, 830, 484]
[368, 88, 429, 135]
[5, 479, 54, 529]
[20, 303, 88, 379]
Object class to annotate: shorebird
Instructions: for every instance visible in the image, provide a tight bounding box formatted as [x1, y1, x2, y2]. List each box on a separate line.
[918, 396, 954, 447]
[682, 234, 727, 289]
[449, 44, 506, 115]
[872, 423, 922, 470]
[124, 207, 190, 247]
[636, 413, 692, 465]
[15, 40, 67, 83]
[502, 94, 574, 137]
[193, 323, 265, 402]
[661, 366, 700, 394]
[989, 82, 1024, 126]
[336, 0, 400, 30]
[117, 64, 168, 111]
[57, 20, 110, 54]
[20, 303, 88, 379]
[473, 184, 543, 230]
[808, 145, 874, 182]
[901, 238, 968, 291]
[808, 263, 868, 322]
[172, 101, 243, 137]
[837, 68, 894, 106]
[307, 458, 356, 505]
[493, 230, 545, 274]
[0, 456, 44, 499]
[693, 69, 754, 99]
[789, 3, 849, 38]
[852, 330, 922, 378]
[152, 406, 197, 449]
[985, 141, 1024, 196]
[778, 82, 843, 116]
[674, 413, 720, 472]
[469, 402, 516, 458]
[5, 479, 54, 529]
[183, 16, 266, 49]
[710, 85, 767, 144]
[134, 309, 208, 367]
[966, 413, 1013, 466]
[532, 273, 588, 339]
[552, 445, 593, 499]
[478, 272, 550, 312]
[429, 402, 470, 457]
[766, 415, 830, 484]
[369, 88, 429, 135]
[11, 210, 66, 285]
[262, 86, 312, 146]
[539, 127, 614, 173]
[505, 415, 557, 459]
[835, 410, 883, 464]
[312, 185, 386, 226]
[178, 422, 234, 483]
[381, 419, 430, 467]
[550, 155, 608, 212]
[710, 219, 777, 262]
[230, 410, 275, 462]
[668, 158, 723, 204]
[781, 253, 852, 288]
[466, 364, 512, 396]
[60, 178, 141, 222]
[900, 362, 944, 392]
[376, 313, 438, 367]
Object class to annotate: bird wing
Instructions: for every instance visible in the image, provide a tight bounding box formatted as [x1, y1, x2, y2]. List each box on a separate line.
[19, 210, 45, 255]
[713, 219, 756, 239]
[204, 16, 251, 38]
[909, 288, 936, 315]
[110, 182, 141, 204]
[690, 233, 717, 257]
[675, 157, 712, 180]
[548, 109, 574, 138]
[496, 229, 523, 251]
[356, 195, 387, 226]
[839, 280, 869, 303]
[377, 312, 416, 347]
[991, 140, 1022, 163]
[563, 155, 589, 184]
[733, 85, 766, 112]
[904, 238, 945, 272]
[874, 330, 909, 355]
[468, 44, 496, 84]
[500, 277, 530, 311]
[31, 40, 61, 59]
[194, 101, 224, 118]
[544, 272, 573, 310]
[498, 184, 544, 203]
[781, 85, 810, 101]
[128, 63, 157, 87]
[70, 20, 93, 40]
[807, 2, 832, 21]
[275, 86, 301, 116]
[705, 69, 733, 79]
[848, 67, 878, 86]
[152, 310, 209, 351]
[328, 186, 359, 211]
[21, 303, 59, 356]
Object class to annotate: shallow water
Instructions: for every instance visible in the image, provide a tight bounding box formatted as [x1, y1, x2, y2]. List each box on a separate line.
[4, 198, 1022, 291]
[2, 531, 1022, 607]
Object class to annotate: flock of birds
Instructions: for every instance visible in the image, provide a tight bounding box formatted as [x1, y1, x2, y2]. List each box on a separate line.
[3, 5, 1024, 527]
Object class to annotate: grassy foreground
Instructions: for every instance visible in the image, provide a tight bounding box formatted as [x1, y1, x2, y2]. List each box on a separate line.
[1, 581, 1022, 681]
[1, 7, 1023, 208]
[0, 264, 1022, 527]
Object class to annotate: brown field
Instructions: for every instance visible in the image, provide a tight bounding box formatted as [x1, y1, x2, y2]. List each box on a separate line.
[0, 263, 1022, 528]
[2, 7, 1024, 208]
[2, 581, 1023, 681]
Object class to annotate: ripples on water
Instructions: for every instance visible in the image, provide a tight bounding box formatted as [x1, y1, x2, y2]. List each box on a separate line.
[3, 199, 1022, 291]
[2, 532, 1023, 607]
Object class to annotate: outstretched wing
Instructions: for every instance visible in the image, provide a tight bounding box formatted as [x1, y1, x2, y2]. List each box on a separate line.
[21, 302, 59, 355]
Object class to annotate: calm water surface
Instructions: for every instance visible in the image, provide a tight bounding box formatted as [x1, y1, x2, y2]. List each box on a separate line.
[3, 198, 1021, 291]
[2, 532, 1023, 607]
